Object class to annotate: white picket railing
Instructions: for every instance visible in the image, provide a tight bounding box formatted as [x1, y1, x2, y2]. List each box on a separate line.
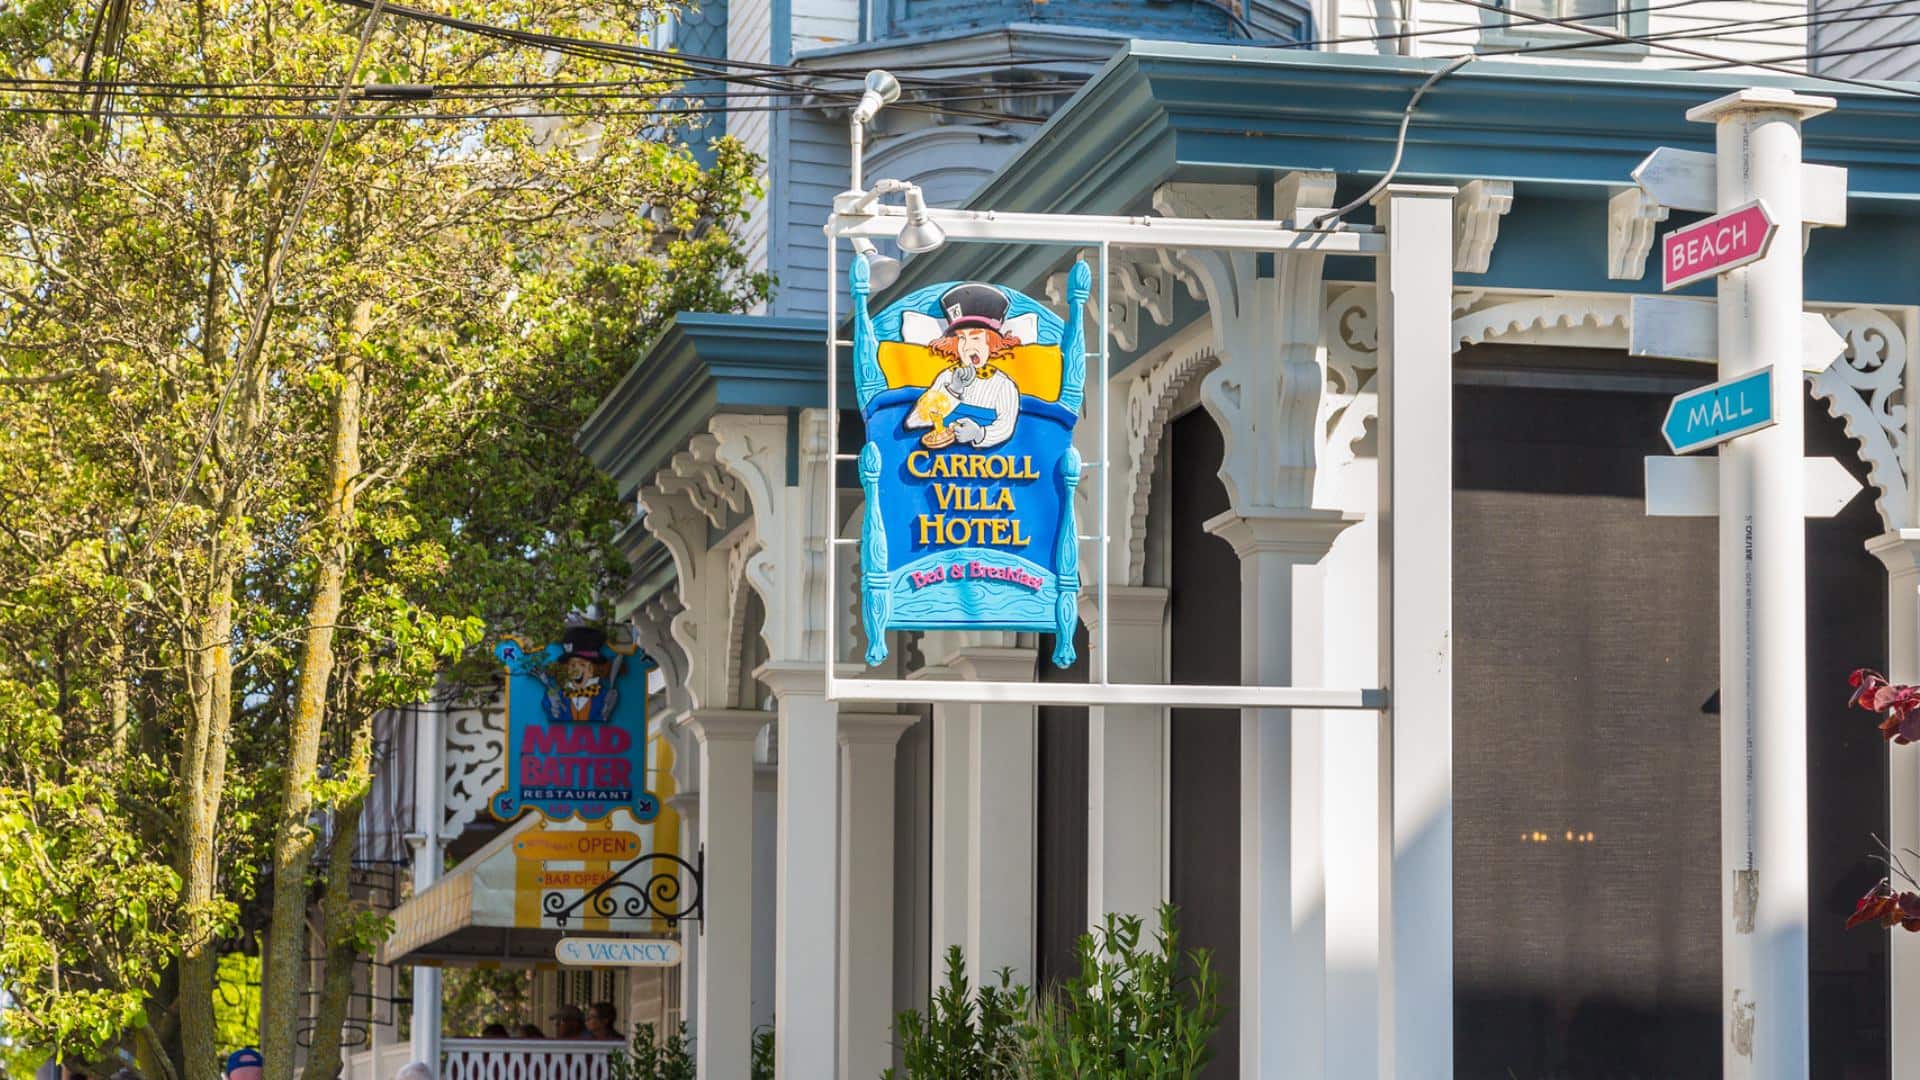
[438, 1039, 617, 1080]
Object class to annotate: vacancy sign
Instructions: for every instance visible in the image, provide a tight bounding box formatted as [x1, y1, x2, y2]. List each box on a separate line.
[555, 937, 683, 968]
[1662, 368, 1775, 454]
[1663, 200, 1777, 291]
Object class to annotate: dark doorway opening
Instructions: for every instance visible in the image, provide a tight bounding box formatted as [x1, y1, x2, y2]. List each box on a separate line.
[1168, 408, 1242, 1077]
[1451, 344, 1887, 1078]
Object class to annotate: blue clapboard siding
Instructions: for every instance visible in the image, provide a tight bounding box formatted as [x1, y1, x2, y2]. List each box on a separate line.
[772, 109, 850, 319]
[773, 111, 1040, 319]
[676, 0, 730, 167]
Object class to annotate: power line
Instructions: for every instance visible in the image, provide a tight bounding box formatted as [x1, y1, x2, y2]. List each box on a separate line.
[1442, 0, 1920, 98]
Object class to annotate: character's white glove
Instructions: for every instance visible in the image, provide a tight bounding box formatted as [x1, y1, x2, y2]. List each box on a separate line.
[948, 418, 985, 445]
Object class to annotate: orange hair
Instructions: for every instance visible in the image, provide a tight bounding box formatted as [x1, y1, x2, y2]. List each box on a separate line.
[928, 328, 1021, 361]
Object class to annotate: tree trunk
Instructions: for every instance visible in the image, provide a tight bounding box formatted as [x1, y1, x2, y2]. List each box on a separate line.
[177, 562, 236, 1080]
[299, 695, 377, 1080]
[260, 302, 369, 1080]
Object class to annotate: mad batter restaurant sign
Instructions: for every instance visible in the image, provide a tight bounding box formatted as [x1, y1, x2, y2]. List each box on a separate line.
[851, 257, 1089, 669]
[490, 626, 660, 824]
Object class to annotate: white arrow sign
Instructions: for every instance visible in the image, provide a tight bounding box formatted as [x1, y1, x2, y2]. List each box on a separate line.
[1628, 295, 1848, 373]
[1644, 455, 1863, 518]
[1632, 147, 1847, 227]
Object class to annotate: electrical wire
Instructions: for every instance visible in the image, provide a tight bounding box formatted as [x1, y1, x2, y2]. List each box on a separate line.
[1443, 0, 1920, 97]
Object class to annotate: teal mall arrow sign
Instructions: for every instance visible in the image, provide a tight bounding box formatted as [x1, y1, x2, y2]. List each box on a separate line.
[1662, 368, 1775, 454]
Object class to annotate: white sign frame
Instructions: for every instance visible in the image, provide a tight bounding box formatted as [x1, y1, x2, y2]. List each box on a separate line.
[822, 201, 1389, 710]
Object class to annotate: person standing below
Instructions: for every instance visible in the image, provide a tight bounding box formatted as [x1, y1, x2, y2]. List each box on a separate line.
[549, 1005, 586, 1040]
[585, 1003, 621, 1041]
[225, 1049, 263, 1080]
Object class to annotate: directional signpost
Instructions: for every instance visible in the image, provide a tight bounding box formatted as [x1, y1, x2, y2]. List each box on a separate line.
[1629, 87, 1846, 1079]
[1661, 369, 1775, 454]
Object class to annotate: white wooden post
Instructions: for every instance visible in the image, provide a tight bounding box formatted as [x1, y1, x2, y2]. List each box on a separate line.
[1085, 587, 1169, 927]
[1322, 516, 1383, 1080]
[666, 790, 702, 1048]
[1205, 509, 1352, 1080]
[836, 712, 915, 1080]
[757, 664, 841, 1080]
[954, 646, 1040, 986]
[1688, 87, 1832, 1078]
[922, 684, 971, 984]
[407, 697, 445, 1071]
[1872, 531, 1920, 1080]
[685, 710, 766, 1080]
[1373, 183, 1457, 1080]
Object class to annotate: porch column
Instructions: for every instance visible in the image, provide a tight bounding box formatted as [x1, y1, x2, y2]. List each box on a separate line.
[1373, 183, 1458, 1080]
[668, 789, 701, 1045]
[407, 696, 445, 1069]
[758, 663, 841, 1080]
[1322, 518, 1382, 1080]
[685, 709, 767, 1080]
[1205, 509, 1353, 1080]
[1871, 530, 1920, 1080]
[837, 712, 916, 1080]
[955, 644, 1040, 986]
[914, 659, 971, 981]
[1085, 587, 1168, 926]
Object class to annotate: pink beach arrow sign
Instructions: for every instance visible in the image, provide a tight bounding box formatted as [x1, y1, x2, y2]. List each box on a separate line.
[1662, 199, 1777, 291]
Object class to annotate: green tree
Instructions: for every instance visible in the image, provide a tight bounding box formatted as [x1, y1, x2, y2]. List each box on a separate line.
[0, 1, 767, 1077]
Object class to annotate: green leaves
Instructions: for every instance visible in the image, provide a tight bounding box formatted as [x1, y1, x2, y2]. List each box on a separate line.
[608, 1023, 696, 1080]
[885, 905, 1225, 1080]
[0, 0, 767, 1071]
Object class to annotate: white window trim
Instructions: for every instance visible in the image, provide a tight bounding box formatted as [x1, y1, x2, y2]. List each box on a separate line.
[1479, 0, 1650, 58]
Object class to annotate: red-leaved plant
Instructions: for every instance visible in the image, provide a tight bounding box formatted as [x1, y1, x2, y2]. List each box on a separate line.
[1846, 670, 1920, 931]
[1850, 668, 1920, 744]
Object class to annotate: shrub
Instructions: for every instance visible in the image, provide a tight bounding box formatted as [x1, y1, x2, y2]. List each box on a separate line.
[884, 946, 1029, 1078]
[1024, 906, 1224, 1079]
[608, 1022, 695, 1080]
[883, 904, 1222, 1079]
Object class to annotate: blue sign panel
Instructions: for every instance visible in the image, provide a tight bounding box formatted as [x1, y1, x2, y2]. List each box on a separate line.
[491, 627, 660, 823]
[1662, 368, 1776, 455]
[851, 257, 1090, 669]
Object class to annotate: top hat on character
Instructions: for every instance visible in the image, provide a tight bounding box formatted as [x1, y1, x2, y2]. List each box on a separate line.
[559, 626, 607, 663]
[939, 283, 1010, 334]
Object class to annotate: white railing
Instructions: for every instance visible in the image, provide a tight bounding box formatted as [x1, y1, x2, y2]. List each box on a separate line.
[440, 1038, 617, 1080]
[341, 1041, 414, 1080]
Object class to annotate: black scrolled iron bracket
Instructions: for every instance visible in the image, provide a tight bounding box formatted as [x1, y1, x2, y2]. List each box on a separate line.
[543, 848, 704, 929]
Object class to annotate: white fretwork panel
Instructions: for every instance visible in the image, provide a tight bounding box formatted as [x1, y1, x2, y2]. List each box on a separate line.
[440, 1041, 615, 1080]
[441, 694, 506, 838]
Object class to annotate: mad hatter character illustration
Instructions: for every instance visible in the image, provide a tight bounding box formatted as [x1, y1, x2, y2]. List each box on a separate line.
[902, 283, 1037, 451]
[541, 626, 622, 724]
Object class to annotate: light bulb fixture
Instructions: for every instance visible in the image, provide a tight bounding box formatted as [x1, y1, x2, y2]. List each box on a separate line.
[851, 236, 901, 291]
[853, 69, 901, 126]
[896, 186, 946, 254]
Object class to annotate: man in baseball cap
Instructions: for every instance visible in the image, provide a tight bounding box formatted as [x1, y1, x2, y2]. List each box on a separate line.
[225, 1049, 263, 1080]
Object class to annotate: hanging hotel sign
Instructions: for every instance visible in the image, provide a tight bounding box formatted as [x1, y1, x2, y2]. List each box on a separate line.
[491, 627, 660, 824]
[850, 257, 1090, 669]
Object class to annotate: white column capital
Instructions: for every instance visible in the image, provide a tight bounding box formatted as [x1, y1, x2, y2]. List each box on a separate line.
[1080, 585, 1168, 631]
[1870, 529, 1920, 576]
[838, 712, 916, 747]
[1369, 182, 1460, 209]
[755, 660, 824, 699]
[949, 646, 1040, 684]
[1203, 507, 1356, 560]
[686, 709, 772, 744]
